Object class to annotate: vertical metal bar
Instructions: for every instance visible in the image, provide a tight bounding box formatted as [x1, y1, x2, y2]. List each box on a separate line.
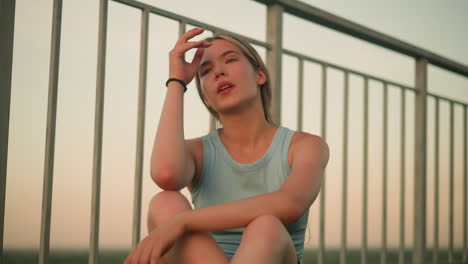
[399, 88, 406, 264]
[178, 22, 186, 71]
[178, 21, 186, 37]
[433, 98, 440, 264]
[39, 1, 62, 263]
[464, 105, 467, 263]
[362, 77, 369, 264]
[413, 58, 428, 264]
[319, 65, 327, 264]
[180, 21, 207, 133]
[382, 83, 388, 264]
[449, 102, 454, 263]
[340, 71, 349, 264]
[89, 0, 108, 263]
[178, 22, 186, 57]
[297, 58, 304, 131]
[132, 8, 149, 249]
[266, 3, 283, 125]
[179, 22, 211, 132]
[0, 0, 16, 260]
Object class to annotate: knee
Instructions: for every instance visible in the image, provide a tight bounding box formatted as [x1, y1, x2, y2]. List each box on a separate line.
[147, 191, 191, 228]
[150, 190, 190, 206]
[243, 215, 289, 246]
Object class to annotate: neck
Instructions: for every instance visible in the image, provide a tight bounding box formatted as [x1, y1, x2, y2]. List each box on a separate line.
[217, 102, 276, 148]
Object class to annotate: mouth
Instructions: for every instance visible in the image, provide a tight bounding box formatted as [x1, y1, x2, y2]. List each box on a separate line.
[217, 81, 234, 94]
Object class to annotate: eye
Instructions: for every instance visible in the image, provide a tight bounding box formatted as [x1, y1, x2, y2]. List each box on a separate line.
[201, 68, 211, 76]
[226, 58, 237, 63]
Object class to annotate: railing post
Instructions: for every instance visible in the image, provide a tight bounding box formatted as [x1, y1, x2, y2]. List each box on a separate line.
[382, 83, 388, 264]
[400, 88, 407, 264]
[131, 8, 149, 249]
[433, 99, 440, 264]
[0, 0, 16, 260]
[39, 1, 63, 263]
[413, 57, 427, 264]
[340, 72, 349, 264]
[362, 77, 369, 264]
[449, 102, 455, 263]
[265, 2, 283, 125]
[297, 59, 304, 131]
[90, 0, 108, 263]
[319, 65, 327, 264]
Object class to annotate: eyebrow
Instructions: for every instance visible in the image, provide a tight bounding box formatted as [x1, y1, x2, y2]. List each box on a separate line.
[200, 50, 241, 69]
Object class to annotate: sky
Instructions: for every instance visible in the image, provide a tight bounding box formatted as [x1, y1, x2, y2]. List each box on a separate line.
[5, 0, 468, 252]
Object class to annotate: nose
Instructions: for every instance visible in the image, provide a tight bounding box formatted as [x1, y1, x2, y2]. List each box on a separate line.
[213, 64, 225, 79]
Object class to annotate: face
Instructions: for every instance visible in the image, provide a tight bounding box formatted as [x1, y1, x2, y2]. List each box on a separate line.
[198, 39, 266, 116]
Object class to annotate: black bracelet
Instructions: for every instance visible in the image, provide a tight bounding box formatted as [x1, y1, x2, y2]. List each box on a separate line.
[166, 78, 187, 93]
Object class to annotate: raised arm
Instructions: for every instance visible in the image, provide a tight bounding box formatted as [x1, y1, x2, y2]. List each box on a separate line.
[150, 28, 212, 190]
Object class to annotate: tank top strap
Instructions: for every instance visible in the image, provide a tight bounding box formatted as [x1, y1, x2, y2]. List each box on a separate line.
[278, 127, 296, 173]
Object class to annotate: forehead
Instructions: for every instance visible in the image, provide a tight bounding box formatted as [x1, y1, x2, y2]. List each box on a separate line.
[200, 39, 242, 63]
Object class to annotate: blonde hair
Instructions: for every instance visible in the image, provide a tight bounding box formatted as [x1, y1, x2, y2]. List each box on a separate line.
[194, 33, 274, 125]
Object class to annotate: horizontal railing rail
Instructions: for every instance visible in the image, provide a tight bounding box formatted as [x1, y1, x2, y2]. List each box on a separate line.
[113, 0, 272, 49]
[253, 0, 468, 78]
[283, 48, 418, 92]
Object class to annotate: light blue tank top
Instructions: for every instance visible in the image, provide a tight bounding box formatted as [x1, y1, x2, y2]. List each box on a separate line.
[190, 126, 309, 260]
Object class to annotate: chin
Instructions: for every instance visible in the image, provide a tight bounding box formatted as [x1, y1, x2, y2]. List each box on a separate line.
[213, 94, 258, 114]
[219, 101, 258, 117]
[215, 104, 243, 116]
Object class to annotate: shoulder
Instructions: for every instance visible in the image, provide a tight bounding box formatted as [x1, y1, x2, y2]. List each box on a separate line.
[290, 131, 327, 150]
[289, 131, 329, 167]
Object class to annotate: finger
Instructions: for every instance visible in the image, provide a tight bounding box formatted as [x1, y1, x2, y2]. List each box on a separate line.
[190, 47, 206, 68]
[172, 41, 211, 58]
[124, 251, 135, 264]
[123, 255, 131, 264]
[128, 243, 144, 264]
[138, 244, 153, 264]
[175, 28, 205, 45]
[150, 246, 161, 264]
[150, 255, 159, 264]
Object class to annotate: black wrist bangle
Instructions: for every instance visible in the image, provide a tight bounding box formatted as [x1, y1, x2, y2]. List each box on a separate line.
[166, 78, 187, 93]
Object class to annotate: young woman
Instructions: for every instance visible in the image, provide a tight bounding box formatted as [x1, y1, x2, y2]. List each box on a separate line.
[125, 28, 329, 264]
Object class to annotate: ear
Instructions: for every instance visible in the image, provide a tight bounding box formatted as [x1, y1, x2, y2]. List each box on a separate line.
[256, 67, 267, 86]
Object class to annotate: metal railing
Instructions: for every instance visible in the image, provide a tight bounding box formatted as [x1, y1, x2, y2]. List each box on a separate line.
[0, 0, 16, 260]
[1, 0, 467, 263]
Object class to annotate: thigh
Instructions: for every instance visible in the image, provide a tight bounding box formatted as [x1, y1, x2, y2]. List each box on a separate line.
[147, 191, 229, 264]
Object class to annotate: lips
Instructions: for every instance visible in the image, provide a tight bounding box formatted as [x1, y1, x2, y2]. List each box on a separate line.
[217, 81, 234, 94]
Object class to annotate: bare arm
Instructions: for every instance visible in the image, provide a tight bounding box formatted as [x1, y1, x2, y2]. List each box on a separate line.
[179, 133, 329, 232]
[150, 85, 192, 190]
[150, 28, 212, 190]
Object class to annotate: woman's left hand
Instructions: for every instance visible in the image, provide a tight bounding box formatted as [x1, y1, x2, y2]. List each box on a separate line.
[124, 215, 186, 264]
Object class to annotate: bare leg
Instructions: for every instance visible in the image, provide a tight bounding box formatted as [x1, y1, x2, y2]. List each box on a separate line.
[147, 191, 228, 264]
[230, 215, 298, 264]
[149, 192, 297, 264]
